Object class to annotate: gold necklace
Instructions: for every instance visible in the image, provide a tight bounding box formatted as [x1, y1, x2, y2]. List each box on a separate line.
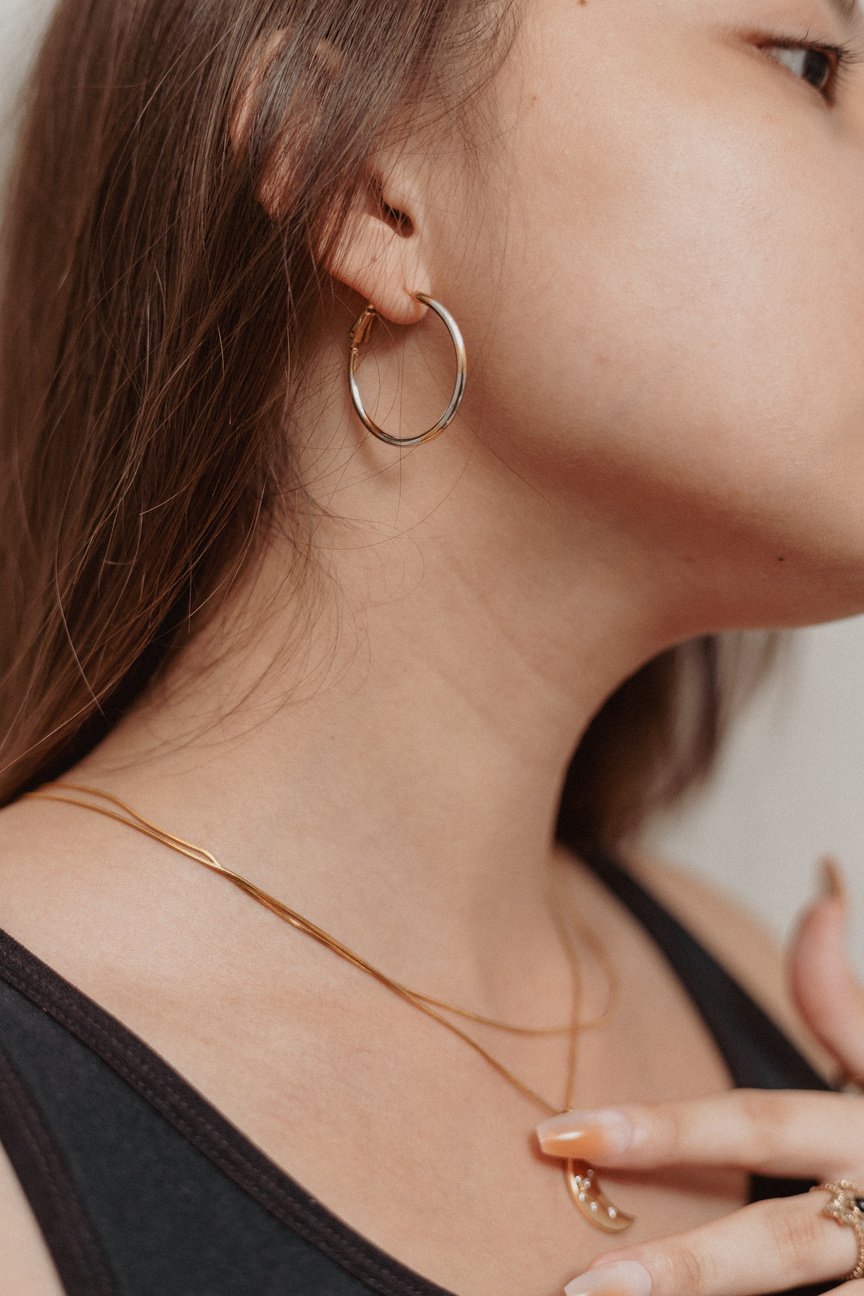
[22, 779, 635, 1233]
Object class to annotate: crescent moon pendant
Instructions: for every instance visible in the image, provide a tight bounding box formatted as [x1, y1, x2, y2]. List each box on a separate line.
[564, 1159, 636, 1233]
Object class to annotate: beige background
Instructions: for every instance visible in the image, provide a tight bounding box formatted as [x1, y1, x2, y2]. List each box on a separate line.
[2, 0, 863, 977]
[642, 621, 864, 977]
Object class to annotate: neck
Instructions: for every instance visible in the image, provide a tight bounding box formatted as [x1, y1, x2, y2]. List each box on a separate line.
[57, 334, 678, 1019]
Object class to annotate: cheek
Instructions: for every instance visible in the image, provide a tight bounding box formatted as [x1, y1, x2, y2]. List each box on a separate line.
[477, 52, 864, 548]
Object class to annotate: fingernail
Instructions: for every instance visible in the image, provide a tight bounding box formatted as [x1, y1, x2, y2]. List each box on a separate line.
[563, 1259, 653, 1296]
[820, 854, 848, 907]
[536, 1107, 633, 1158]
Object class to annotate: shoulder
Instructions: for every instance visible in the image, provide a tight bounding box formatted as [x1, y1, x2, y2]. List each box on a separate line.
[622, 845, 837, 1084]
[0, 1140, 68, 1294]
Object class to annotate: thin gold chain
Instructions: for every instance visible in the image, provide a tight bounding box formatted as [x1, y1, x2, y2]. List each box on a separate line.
[22, 779, 620, 1117]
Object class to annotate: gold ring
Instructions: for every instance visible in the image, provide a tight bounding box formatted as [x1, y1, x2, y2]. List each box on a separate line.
[810, 1179, 864, 1281]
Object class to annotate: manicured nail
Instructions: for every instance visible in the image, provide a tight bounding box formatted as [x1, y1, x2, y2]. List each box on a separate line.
[820, 854, 848, 907]
[563, 1259, 653, 1296]
[536, 1107, 633, 1158]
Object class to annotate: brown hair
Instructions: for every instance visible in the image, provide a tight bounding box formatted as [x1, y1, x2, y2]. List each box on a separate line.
[0, 0, 780, 851]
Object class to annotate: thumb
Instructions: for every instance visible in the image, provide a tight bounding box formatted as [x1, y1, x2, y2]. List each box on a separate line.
[787, 855, 864, 1082]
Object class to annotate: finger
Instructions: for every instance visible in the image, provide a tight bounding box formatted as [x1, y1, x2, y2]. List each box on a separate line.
[561, 1190, 861, 1296]
[788, 857, 864, 1079]
[535, 1089, 864, 1178]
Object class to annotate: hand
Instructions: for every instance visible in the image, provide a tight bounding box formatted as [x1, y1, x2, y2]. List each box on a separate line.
[534, 857, 864, 1296]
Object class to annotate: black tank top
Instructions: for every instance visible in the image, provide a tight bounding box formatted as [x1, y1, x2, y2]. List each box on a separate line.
[0, 846, 838, 1296]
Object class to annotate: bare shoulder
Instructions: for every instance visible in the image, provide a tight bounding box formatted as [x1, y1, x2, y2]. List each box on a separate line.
[0, 803, 73, 1293]
[622, 845, 837, 1084]
[0, 1140, 67, 1294]
[0, 804, 109, 1293]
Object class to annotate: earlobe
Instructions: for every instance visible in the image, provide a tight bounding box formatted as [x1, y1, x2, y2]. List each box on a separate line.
[321, 160, 432, 328]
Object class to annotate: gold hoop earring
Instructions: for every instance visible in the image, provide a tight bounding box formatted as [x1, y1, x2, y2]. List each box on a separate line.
[347, 291, 467, 447]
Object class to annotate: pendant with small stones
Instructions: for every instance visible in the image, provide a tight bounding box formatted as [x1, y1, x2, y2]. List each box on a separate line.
[564, 1159, 636, 1233]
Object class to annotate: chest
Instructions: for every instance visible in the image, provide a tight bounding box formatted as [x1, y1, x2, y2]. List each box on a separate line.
[110, 911, 753, 1296]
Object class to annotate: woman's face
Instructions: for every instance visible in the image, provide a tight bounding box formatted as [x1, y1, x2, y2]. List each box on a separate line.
[433, 0, 864, 633]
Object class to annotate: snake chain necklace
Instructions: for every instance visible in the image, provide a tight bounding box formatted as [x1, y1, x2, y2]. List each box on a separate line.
[23, 779, 635, 1233]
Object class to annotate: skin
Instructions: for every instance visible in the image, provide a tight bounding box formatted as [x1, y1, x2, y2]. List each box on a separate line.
[3, 0, 864, 1292]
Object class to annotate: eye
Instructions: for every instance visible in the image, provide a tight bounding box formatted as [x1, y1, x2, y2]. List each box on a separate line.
[757, 33, 863, 104]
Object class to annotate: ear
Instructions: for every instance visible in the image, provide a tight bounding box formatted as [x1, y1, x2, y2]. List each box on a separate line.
[229, 30, 433, 328]
[317, 150, 434, 327]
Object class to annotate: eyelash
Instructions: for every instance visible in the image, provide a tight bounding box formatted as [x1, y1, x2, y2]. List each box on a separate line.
[757, 30, 864, 104]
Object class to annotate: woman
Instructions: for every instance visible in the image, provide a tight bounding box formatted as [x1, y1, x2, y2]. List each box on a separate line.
[0, 0, 863, 1292]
